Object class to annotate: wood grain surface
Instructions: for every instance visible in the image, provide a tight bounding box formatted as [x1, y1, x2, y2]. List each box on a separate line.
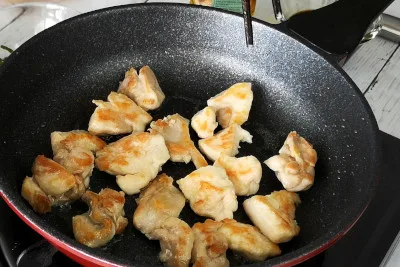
[344, 37, 400, 139]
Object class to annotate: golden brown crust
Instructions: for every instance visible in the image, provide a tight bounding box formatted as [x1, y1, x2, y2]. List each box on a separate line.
[95, 132, 152, 172]
[73, 215, 115, 247]
[51, 130, 106, 154]
[95, 132, 170, 194]
[53, 148, 94, 177]
[21, 176, 51, 214]
[88, 92, 152, 135]
[192, 218, 281, 265]
[244, 190, 301, 243]
[265, 131, 317, 192]
[133, 174, 186, 235]
[199, 124, 252, 161]
[192, 219, 228, 267]
[214, 154, 262, 196]
[150, 217, 194, 267]
[150, 114, 208, 169]
[177, 166, 237, 221]
[32, 155, 76, 196]
[118, 66, 165, 110]
[73, 188, 127, 248]
[207, 83, 253, 128]
[133, 174, 192, 266]
[219, 219, 281, 261]
[191, 107, 218, 139]
[286, 131, 317, 166]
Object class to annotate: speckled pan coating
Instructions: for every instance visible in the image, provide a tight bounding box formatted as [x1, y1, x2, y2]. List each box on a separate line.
[0, 4, 381, 266]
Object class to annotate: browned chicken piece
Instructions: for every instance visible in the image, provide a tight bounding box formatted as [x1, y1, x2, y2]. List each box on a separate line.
[21, 176, 51, 214]
[88, 92, 152, 135]
[192, 219, 229, 267]
[118, 66, 165, 110]
[133, 174, 186, 235]
[191, 107, 218, 139]
[31, 155, 77, 204]
[214, 154, 262, 196]
[149, 114, 208, 169]
[72, 188, 128, 248]
[243, 190, 301, 243]
[133, 174, 193, 267]
[53, 148, 94, 189]
[149, 217, 194, 267]
[192, 218, 280, 265]
[177, 166, 237, 221]
[198, 124, 253, 161]
[219, 219, 281, 261]
[95, 132, 170, 195]
[51, 130, 106, 154]
[51, 130, 107, 199]
[264, 131, 317, 192]
[207, 83, 253, 128]
[22, 148, 105, 213]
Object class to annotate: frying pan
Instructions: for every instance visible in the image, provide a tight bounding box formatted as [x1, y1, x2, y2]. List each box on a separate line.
[0, 3, 384, 266]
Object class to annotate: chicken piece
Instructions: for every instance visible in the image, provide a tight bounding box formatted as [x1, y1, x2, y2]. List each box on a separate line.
[149, 114, 208, 169]
[133, 174, 192, 267]
[192, 219, 229, 267]
[51, 130, 106, 154]
[95, 132, 170, 195]
[72, 188, 128, 248]
[51, 130, 106, 179]
[192, 218, 280, 265]
[177, 166, 237, 221]
[32, 155, 76, 199]
[264, 131, 317, 191]
[219, 219, 281, 261]
[214, 154, 262, 196]
[243, 190, 301, 243]
[21, 176, 52, 214]
[149, 217, 194, 267]
[198, 124, 252, 161]
[23, 153, 96, 212]
[191, 107, 218, 139]
[133, 174, 186, 235]
[51, 130, 107, 198]
[53, 148, 94, 189]
[207, 83, 253, 128]
[88, 92, 152, 135]
[118, 66, 165, 110]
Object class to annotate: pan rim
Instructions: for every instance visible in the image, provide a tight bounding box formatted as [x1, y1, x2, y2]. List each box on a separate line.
[0, 3, 381, 266]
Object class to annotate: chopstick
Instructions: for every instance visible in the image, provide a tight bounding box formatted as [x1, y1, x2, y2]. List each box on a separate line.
[242, 0, 253, 46]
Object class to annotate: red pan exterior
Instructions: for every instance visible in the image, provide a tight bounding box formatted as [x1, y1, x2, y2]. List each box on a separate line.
[0, 193, 117, 267]
[0, 191, 370, 266]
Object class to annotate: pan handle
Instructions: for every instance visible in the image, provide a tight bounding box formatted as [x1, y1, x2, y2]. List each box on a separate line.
[269, 22, 348, 67]
[16, 239, 58, 267]
[280, 0, 395, 61]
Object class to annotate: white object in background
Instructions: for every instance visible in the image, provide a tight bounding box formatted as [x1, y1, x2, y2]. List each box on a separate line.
[0, 3, 79, 59]
[146, 0, 188, 3]
[58, 0, 147, 13]
[253, 0, 278, 24]
[145, 0, 279, 23]
[277, 0, 336, 21]
[380, 231, 400, 267]
[384, 0, 400, 19]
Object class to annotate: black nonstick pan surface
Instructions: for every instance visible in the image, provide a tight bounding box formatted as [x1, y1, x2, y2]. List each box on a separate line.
[0, 4, 381, 266]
